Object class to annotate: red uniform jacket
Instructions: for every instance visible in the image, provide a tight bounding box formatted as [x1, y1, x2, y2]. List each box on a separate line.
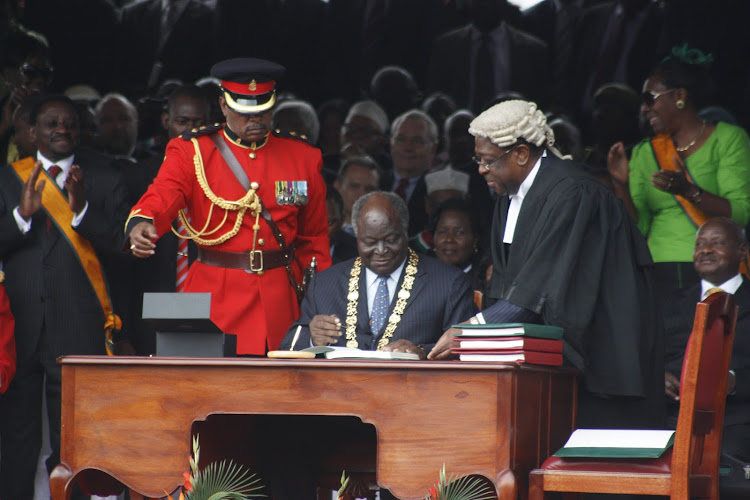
[128, 128, 331, 354]
[0, 283, 16, 392]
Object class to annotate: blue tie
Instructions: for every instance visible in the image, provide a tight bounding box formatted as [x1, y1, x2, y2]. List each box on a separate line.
[370, 276, 389, 335]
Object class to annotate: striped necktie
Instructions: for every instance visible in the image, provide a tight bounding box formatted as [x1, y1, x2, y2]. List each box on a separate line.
[175, 217, 189, 292]
[704, 287, 725, 299]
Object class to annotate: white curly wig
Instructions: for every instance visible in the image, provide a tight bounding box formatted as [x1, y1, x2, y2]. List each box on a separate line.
[468, 100, 568, 158]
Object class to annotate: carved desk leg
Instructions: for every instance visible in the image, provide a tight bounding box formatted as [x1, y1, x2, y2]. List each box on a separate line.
[50, 463, 73, 500]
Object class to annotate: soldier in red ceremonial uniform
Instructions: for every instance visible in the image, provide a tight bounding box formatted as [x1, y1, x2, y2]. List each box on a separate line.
[127, 58, 331, 355]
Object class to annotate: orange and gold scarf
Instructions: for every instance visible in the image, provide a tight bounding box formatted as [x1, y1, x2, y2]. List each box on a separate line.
[11, 157, 121, 354]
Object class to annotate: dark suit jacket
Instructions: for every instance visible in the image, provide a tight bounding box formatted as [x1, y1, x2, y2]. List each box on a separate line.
[116, 0, 215, 94]
[572, 0, 666, 114]
[331, 229, 358, 265]
[0, 149, 130, 361]
[665, 279, 750, 427]
[427, 22, 549, 112]
[380, 170, 429, 238]
[279, 255, 476, 352]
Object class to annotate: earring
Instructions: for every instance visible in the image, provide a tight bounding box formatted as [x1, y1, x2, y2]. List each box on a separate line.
[676, 99, 685, 109]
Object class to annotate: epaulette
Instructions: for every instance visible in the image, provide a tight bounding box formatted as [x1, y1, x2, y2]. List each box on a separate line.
[181, 123, 223, 140]
[272, 128, 315, 146]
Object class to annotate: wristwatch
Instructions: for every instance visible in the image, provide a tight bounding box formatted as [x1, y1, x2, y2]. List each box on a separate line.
[688, 186, 703, 204]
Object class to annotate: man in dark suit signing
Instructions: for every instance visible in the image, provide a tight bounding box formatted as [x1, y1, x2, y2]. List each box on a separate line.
[280, 190, 475, 357]
[664, 217, 750, 461]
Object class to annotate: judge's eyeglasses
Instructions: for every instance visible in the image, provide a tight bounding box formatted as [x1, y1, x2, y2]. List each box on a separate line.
[472, 145, 518, 172]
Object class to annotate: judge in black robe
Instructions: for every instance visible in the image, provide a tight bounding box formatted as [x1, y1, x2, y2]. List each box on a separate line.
[430, 100, 663, 430]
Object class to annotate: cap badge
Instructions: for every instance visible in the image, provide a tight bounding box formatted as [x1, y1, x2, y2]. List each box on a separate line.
[248, 80, 257, 91]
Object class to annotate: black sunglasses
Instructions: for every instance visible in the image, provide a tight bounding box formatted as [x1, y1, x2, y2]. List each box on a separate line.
[21, 64, 54, 81]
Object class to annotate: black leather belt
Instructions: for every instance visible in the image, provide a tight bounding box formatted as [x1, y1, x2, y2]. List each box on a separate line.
[197, 247, 293, 273]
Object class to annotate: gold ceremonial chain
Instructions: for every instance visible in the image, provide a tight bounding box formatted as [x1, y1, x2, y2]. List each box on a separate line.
[171, 138, 262, 246]
[344, 248, 419, 350]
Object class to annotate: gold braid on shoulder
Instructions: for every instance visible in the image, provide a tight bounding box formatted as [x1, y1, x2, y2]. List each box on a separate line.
[172, 138, 263, 246]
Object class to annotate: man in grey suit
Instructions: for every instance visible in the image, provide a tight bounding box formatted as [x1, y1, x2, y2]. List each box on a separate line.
[0, 94, 129, 499]
[280, 191, 475, 357]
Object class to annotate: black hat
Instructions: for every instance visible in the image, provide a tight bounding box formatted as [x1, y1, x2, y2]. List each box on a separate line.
[210, 58, 285, 115]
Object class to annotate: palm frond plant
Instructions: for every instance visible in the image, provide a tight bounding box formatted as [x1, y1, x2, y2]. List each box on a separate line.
[425, 464, 497, 500]
[167, 435, 266, 500]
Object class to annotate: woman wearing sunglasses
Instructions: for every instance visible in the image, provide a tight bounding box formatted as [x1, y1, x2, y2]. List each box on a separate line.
[608, 45, 750, 297]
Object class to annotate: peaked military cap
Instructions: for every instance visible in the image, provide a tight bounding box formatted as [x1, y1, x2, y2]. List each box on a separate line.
[210, 58, 285, 115]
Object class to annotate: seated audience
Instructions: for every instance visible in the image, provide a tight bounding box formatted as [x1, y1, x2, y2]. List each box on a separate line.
[410, 165, 470, 254]
[664, 217, 750, 461]
[333, 155, 381, 235]
[271, 99, 319, 145]
[384, 109, 439, 238]
[581, 82, 641, 172]
[280, 191, 476, 357]
[333, 100, 391, 179]
[95, 93, 140, 160]
[431, 198, 484, 292]
[368, 65, 422, 122]
[316, 98, 348, 156]
[326, 187, 358, 265]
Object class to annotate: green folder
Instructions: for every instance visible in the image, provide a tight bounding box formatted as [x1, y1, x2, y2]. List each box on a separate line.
[553, 429, 675, 459]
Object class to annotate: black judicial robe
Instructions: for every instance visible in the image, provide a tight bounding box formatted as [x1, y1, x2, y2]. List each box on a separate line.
[485, 156, 662, 425]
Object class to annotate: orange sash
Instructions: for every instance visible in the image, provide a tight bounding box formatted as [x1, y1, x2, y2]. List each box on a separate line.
[10, 157, 121, 355]
[649, 134, 709, 228]
[650, 135, 750, 278]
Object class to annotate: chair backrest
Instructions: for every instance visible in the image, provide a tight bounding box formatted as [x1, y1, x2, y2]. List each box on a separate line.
[671, 291, 737, 495]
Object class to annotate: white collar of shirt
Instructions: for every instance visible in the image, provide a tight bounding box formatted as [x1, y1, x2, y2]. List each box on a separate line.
[365, 258, 407, 315]
[37, 152, 74, 189]
[701, 274, 742, 300]
[503, 152, 544, 244]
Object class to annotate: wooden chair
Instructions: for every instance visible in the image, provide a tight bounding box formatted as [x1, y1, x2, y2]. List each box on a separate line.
[528, 291, 737, 500]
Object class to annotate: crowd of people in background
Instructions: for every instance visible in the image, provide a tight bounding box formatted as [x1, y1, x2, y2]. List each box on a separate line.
[4, 0, 750, 497]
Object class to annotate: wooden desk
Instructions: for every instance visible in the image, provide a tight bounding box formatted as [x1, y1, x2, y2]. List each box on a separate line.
[51, 357, 577, 500]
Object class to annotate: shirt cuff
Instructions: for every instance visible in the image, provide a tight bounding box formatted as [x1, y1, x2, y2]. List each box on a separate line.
[13, 207, 31, 234]
[71, 201, 89, 227]
[469, 313, 486, 325]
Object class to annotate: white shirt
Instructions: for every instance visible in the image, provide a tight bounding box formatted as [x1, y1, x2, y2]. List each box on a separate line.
[13, 152, 88, 233]
[503, 153, 543, 244]
[365, 258, 407, 317]
[701, 274, 743, 300]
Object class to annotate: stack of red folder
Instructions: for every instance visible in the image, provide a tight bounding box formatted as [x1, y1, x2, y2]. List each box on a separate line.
[450, 323, 563, 366]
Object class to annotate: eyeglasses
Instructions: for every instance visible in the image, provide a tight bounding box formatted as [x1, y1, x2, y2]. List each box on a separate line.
[641, 89, 676, 106]
[20, 64, 54, 81]
[472, 146, 517, 172]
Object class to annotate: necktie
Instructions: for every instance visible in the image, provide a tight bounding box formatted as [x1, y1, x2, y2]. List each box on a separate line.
[48, 165, 62, 183]
[704, 287, 725, 299]
[46, 165, 62, 233]
[473, 34, 495, 113]
[370, 276, 389, 335]
[175, 217, 189, 292]
[394, 178, 409, 201]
